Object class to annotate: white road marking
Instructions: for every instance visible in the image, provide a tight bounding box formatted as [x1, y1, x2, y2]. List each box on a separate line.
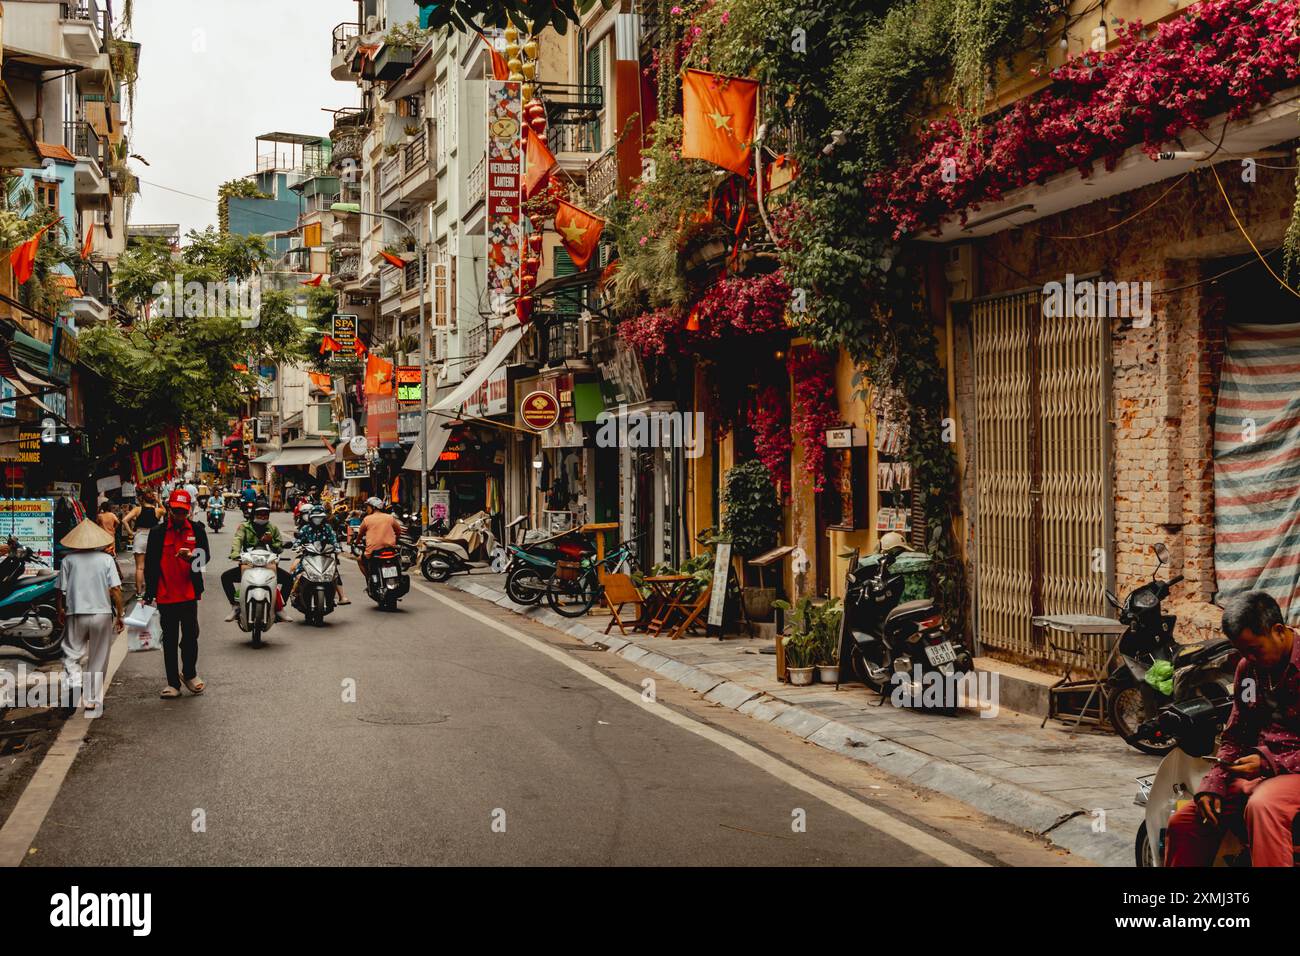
[418, 582, 989, 867]
[0, 630, 130, 867]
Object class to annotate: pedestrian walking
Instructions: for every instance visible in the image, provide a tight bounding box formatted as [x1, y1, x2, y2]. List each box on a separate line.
[95, 501, 120, 555]
[142, 488, 209, 700]
[56, 519, 124, 716]
[124, 491, 162, 594]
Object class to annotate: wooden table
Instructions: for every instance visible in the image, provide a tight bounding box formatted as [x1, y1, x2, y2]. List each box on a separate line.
[1033, 613, 1129, 734]
[643, 574, 694, 637]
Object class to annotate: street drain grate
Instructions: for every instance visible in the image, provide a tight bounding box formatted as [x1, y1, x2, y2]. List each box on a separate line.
[355, 712, 450, 726]
[0, 735, 29, 756]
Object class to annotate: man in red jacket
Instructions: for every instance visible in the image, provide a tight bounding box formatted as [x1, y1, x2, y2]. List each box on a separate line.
[142, 488, 210, 700]
[1166, 591, 1300, 866]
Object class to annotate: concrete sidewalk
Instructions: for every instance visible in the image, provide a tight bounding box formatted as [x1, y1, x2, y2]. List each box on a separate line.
[445, 574, 1159, 867]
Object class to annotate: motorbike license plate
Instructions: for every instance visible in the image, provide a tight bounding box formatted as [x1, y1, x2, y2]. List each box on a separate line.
[381, 566, 398, 579]
[925, 641, 957, 666]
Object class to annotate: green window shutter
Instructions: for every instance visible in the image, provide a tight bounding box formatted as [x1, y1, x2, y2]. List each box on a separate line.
[586, 41, 603, 152]
[553, 245, 582, 314]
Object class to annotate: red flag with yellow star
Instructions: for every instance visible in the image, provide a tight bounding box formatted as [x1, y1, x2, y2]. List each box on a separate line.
[523, 126, 557, 200]
[681, 69, 759, 177]
[553, 199, 603, 270]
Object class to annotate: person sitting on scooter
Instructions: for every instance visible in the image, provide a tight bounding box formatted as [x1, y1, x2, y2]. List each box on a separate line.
[221, 502, 293, 622]
[355, 497, 403, 578]
[1166, 590, 1300, 867]
[291, 505, 350, 606]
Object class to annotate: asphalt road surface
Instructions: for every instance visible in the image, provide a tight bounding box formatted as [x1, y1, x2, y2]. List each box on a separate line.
[18, 516, 1071, 867]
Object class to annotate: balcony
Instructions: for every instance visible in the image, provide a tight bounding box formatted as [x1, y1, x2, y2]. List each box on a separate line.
[331, 22, 362, 80]
[372, 44, 416, 82]
[586, 148, 618, 206]
[63, 120, 108, 201]
[70, 262, 112, 324]
[538, 314, 585, 369]
[332, 243, 361, 283]
[59, 1, 104, 61]
[466, 155, 487, 211]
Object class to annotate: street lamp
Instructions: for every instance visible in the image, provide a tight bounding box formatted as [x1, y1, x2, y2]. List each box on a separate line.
[331, 201, 430, 530]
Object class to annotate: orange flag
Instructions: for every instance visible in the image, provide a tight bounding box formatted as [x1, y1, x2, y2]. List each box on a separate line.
[523, 125, 557, 200]
[80, 222, 94, 261]
[364, 354, 394, 395]
[319, 334, 342, 354]
[354, 337, 368, 356]
[9, 221, 56, 285]
[380, 250, 408, 269]
[300, 273, 324, 287]
[476, 30, 509, 81]
[553, 199, 604, 270]
[681, 69, 759, 177]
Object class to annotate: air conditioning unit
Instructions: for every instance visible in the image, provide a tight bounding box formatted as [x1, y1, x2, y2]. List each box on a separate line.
[945, 243, 974, 303]
[429, 329, 447, 362]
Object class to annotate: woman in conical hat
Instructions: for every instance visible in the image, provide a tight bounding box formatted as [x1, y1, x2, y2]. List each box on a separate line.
[56, 519, 124, 716]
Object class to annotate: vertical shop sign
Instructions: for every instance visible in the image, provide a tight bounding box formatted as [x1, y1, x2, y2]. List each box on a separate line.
[486, 79, 523, 317]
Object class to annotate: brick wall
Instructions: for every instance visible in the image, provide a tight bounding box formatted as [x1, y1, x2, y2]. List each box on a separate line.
[955, 164, 1292, 648]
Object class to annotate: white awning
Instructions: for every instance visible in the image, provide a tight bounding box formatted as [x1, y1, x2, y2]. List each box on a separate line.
[401, 418, 453, 472]
[271, 447, 334, 468]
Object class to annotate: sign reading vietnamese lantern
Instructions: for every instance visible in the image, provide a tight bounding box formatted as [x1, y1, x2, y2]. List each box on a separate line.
[486, 79, 522, 318]
[521, 390, 560, 431]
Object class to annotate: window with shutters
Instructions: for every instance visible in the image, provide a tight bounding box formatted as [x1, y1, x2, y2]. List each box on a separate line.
[581, 36, 605, 153]
[433, 242, 450, 327]
[434, 77, 449, 170]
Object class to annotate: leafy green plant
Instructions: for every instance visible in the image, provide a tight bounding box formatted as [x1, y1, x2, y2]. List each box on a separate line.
[775, 596, 843, 666]
[720, 460, 781, 560]
[781, 628, 818, 669]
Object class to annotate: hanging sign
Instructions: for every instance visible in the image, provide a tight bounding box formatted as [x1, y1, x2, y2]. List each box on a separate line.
[520, 390, 560, 430]
[0, 498, 55, 562]
[486, 79, 523, 317]
[331, 314, 358, 350]
[395, 366, 423, 405]
[343, 459, 370, 480]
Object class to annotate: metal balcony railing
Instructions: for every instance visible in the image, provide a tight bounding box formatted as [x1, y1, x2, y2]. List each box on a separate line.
[60, 0, 100, 23]
[547, 122, 602, 156]
[64, 120, 106, 166]
[586, 148, 618, 204]
[540, 315, 583, 367]
[539, 82, 603, 123]
[403, 252, 425, 294]
[76, 261, 111, 303]
[465, 323, 487, 362]
[466, 155, 487, 208]
[380, 154, 403, 193]
[403, 128, 428, 174]
[332, 21, 361, 55]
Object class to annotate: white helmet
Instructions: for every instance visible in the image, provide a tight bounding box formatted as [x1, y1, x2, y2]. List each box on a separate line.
[366, 497, 384, 510]
[878, 532, 907, 553]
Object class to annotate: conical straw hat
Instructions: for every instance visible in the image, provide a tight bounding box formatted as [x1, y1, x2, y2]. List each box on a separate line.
[61, 518, 115, 551]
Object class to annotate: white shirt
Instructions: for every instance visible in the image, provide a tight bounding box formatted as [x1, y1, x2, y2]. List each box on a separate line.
[58, 550, 122, 616]
[183, 482, 199, 518]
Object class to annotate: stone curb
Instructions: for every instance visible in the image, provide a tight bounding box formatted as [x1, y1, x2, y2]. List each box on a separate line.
[445, 576, 1130, 866]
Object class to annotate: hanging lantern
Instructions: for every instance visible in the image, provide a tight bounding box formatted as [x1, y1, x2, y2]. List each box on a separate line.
[685, 307, 701, 332]
[527, 233, 544, 254]
[504, 23, 519, 43]
[522, 83, 536, 101]
[523, 39, 539, 59]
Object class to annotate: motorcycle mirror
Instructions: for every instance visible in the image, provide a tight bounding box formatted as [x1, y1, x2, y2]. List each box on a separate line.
[1153, 542, 1170, 565]
[1105, 589, 1121, 610]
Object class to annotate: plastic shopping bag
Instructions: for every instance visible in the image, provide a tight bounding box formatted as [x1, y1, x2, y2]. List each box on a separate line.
[126, 602, 162, 652]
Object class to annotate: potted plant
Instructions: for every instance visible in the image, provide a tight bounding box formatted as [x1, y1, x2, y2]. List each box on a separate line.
[404, 124, 421, 138]
[781, 625, 817, 686]
[775, 596, 843, 685]
[814, 599, 844, 684]
[721, 461, 781, 622]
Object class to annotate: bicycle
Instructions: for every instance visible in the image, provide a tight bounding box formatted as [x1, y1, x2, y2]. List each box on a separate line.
[544, 531, 646, 618]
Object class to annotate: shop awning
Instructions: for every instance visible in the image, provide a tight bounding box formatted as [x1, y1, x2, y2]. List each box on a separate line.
[250, 451, 279, 464]
[401, 417, 453, 472]
[270, 447, 334, 468]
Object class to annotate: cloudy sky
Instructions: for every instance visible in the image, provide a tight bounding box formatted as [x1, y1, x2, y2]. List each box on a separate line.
[127, 0, 358, 236]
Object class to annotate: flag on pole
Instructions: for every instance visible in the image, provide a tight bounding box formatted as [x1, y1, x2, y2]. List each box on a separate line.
[553, 199, 604, 270]
[319, 334, 342, 354]
[476, 30, 510, 81]
[80, 221, 94, 261]
[354, 337, 368, 356]
[300, 273, 325, 287]
[8, 221, 56, 285]
[523, 125, 557, 200]
[380, 250, 408, 269]
[681, 69, 759, 177]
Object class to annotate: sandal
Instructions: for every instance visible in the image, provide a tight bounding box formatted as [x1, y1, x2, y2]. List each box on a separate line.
[183, 677, 206, 695]
[160, 686, 181, 699]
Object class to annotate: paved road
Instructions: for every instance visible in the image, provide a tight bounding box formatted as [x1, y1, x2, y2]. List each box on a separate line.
[17, 516, 1062, 867]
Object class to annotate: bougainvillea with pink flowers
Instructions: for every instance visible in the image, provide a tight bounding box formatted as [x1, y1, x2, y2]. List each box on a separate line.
[619, 270, 790, 358]
[869, 0, 1300, 237]
[749, 384, 792, 500]
[787, 348, 839, 494]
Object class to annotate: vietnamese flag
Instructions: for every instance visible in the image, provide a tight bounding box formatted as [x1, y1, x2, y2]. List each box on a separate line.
[476, 30, 509, 81]
[300, 273, 324, 287]
[553, 199, 604, 270]
[354, 337, 368, 356]
[81, 222, 94, 261]
[380, 250, 408, 269]
[319, 334, 342, 355]
[364, 354, 394, 395]
[681, 69, 759, 177]
[9, 221, 56, 285]
[523, 125, 557, 200]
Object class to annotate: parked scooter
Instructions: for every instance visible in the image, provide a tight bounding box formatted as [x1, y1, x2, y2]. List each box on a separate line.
[0, 537, 61, 661]
[290, 539, 339, 627]
[417, 512, 508, 582]
[836, 532, 974, 713]
[206, 497, 224, 532]
[504, 520, 597, 606]
[1104, 542, 1237, 755]
[233, 544, 285, 647]
[396, 509, 422, 571]
[364, 546, 409, 611]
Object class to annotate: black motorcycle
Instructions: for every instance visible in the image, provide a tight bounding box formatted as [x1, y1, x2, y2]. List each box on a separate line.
[364, 546, 409, 612]
[1104, 542, 1236, 755]
[290, 540, 339, 627]
[835, 541, 973, 713]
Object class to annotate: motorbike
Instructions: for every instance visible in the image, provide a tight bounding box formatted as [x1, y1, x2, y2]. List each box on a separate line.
[364, 546, 409, 611]
[417, 512, 509, 583]
[0, 537, 62, 661]
[290, 539, 338, 627]
[206, 499, 224, 532]
[233, 544, 285, 647]
[835, 540, 974, 713]
[505, 521, 599, 606]
[1104, 542, 1237, 755]
[396, 510, 422, 571]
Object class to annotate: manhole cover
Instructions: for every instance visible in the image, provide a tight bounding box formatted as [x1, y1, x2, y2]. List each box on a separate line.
[355, 712, 450, 726]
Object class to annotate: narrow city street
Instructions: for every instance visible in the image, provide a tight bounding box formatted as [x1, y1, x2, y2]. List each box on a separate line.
[13, 518, 1067, 868]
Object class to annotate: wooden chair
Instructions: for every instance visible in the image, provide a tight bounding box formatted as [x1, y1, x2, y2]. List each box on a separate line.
[668, 585, 713, 640]
[602, 573, 644, 636]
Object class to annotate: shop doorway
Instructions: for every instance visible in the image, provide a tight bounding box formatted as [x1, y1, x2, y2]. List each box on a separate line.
[970, 286, 1113, 662]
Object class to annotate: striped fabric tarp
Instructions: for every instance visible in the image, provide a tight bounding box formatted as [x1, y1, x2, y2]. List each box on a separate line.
[1214, 323, 1300, 621]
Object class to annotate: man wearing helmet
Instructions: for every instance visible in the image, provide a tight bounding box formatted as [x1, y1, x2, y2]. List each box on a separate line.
[355, 497, 403, 578]
[292, 505, 350, 606]
[221, 500, 293, 622]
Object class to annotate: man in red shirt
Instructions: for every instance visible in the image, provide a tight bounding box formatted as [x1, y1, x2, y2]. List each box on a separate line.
[142, 488, 211, 700]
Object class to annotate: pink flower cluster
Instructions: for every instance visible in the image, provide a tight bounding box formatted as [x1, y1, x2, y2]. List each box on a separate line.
[787, 349, 839, 493]
[619, 270, 791, 357]
[870, 0, 1300, 237]
[749, 385, 793, 501]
